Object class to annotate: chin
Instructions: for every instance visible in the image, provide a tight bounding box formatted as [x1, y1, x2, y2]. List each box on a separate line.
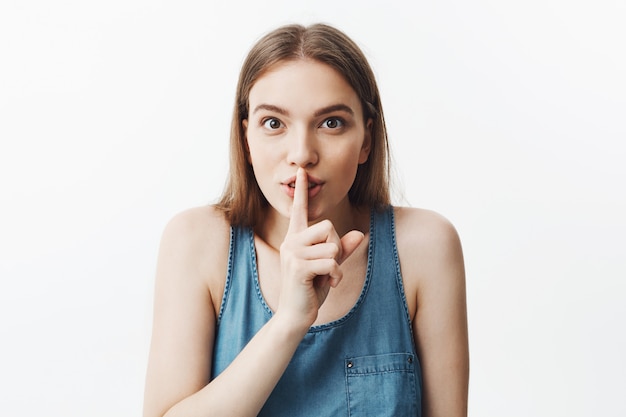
[306, 204, 329, 223]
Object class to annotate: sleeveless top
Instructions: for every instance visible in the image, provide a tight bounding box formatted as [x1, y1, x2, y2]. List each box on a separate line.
[212, 206, 423, 416]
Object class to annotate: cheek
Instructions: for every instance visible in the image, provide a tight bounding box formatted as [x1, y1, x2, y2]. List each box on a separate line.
[341, 142, 368, 167]
[247, 142, 278, 177]
[327, 146, 364, 183]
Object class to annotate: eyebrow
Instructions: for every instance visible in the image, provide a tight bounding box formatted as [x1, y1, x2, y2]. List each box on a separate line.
[252, 104, 290, 116]
[251, 103, 355, 117]
[314, 104, 354, 117]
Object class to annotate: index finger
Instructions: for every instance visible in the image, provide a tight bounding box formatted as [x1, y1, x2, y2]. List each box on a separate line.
[288, 167, 308, 233]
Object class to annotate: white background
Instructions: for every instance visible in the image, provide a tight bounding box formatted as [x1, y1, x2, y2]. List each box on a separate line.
[1, 1, 624, 416]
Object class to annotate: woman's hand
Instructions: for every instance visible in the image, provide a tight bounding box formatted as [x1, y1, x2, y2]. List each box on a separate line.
[277, 167, 364, 329]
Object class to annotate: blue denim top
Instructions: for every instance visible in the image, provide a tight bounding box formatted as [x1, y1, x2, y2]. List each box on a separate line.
[212, 206, 423, 416]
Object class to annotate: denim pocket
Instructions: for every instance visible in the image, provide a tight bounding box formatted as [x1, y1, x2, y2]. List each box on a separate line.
[345, 353, 420, 417]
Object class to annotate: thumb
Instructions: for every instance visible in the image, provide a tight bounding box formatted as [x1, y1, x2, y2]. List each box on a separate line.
[338, 231, 365, 265]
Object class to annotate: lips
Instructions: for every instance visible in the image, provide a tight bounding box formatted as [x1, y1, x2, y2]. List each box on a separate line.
[281, 173, 324, 198]
[282, 173, 323, 188]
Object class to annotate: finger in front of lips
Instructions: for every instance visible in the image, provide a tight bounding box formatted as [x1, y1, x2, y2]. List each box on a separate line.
[288, 167, 308, 233]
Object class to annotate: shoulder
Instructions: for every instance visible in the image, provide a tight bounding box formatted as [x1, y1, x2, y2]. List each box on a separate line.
[161, 205, 230, 245]
[393, 206, 465, 309]
[160, 205, 230, 260]
[393, 206, 462, 255]
[157, 205, 231, 297]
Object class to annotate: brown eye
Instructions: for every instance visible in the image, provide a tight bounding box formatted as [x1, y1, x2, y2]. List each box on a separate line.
[322, 118, 344, 129]
[263, 118, 282, 129]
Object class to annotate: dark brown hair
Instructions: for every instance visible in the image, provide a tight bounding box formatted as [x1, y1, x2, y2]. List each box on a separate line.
[216, 23, 390, 226]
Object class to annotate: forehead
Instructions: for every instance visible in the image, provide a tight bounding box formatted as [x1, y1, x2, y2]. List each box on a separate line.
[248, 59, 362, 116]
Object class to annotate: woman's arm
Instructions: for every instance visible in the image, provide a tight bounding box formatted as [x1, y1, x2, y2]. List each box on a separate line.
[396, 208, 469, 417]
[142, 206, 223, 416]
[142, 206, 311, 417]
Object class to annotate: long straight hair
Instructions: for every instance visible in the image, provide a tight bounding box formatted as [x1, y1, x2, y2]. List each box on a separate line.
[216, 23, 391, 226]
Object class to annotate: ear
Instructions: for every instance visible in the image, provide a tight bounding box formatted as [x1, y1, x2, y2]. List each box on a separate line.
[242, 119, 251, 164]
[358, 118, 373, 164]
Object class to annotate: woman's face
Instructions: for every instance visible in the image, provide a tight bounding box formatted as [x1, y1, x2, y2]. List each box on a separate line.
[243, 59, 371, 225]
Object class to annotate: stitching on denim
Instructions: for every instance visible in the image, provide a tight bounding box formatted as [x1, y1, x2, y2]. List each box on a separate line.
[390, 208, 414, 333]
[247, 227, 274, 318]
[216, 226, 235, 325]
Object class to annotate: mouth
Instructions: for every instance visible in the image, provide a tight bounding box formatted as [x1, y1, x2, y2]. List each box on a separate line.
[282, 173, 324, 189]
[287, 181, 319, 189]
[281, 173, 324, 198]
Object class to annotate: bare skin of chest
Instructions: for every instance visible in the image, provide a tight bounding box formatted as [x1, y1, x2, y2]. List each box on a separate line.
[254, 234, 370, 327]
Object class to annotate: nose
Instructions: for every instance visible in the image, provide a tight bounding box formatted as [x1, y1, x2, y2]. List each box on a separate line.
[287, 126, 318, 168]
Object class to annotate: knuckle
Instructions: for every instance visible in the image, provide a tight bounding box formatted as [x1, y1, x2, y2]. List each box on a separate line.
[325, 258, 338, 270]
[321, 219, 334, 232]
[330, 264, 342, 279]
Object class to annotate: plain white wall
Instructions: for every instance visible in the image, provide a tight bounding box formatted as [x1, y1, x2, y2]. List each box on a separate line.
[1, 1, 624, 416]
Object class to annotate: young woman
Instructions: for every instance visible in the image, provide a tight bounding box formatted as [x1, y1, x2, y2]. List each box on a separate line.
[143, 23, 469, 417]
